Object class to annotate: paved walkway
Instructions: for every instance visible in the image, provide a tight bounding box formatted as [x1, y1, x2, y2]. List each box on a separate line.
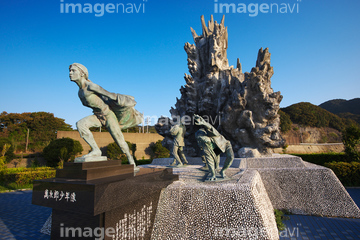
[279, 188, 360, 240]
[0, 188, 359, 239]
[0, 190, 51, 240]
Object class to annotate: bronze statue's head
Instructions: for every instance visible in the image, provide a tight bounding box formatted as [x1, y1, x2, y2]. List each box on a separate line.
[69, 63, 89, 81]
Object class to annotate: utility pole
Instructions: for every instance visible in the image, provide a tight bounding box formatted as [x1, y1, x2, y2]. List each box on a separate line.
[145, 117, 149, 133]
[142, 112, 144, 133]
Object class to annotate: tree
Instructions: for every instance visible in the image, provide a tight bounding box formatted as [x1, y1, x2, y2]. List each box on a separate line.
[149, 140, 170, 159]
[281, 102, 357, 131]
[342, 126, 360, 162]
[106, 141, 135, 162]
[43, 138, 83, 167]
[0, 137, 15, 162]
[0, 111, 73, 152]
[278, 110, 292, 133]
[0, 143, 11, 169]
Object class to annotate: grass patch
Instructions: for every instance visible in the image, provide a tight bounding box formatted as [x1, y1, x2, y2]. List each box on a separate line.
[274, 209, 290, 231]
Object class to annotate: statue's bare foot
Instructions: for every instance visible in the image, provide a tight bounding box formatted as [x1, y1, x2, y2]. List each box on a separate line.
[205, 173, 217, 181]
[206, 176, 217, 181]
[83, 149, 102, 158]
[176, 163, 184, 168]
[219, 170, 227, 178]
[200, 165, 209, 171]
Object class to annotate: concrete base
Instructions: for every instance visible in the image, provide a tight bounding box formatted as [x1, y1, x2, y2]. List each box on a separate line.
[244, 154, 360, 218]
[151, 155, 360, 218]
[74, 156, 107, 163]
[150, 168, 278, 239]
[145, 154, 360, 239]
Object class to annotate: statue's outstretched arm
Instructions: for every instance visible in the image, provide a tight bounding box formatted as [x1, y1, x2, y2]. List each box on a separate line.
[194, 114, 220, 136]
[88, 82, 117, 100]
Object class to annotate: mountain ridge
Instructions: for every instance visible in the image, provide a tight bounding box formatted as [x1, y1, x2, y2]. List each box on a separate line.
[319, 98, 360, 115]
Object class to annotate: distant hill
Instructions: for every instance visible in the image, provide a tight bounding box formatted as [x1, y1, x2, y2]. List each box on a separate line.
[319, 98, 360, 124]
[281, 102, 356, 131]
[319, 98, 360, 115]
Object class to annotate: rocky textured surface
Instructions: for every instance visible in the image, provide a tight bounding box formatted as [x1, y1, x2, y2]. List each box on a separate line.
[156, 15, 284, 157]
[150, 168, 278, 239]
[246, 155, 360, 218]
[148, 155, 360, 221]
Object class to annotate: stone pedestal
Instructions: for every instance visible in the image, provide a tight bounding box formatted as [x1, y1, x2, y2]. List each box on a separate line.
[74, 156, 107, 163]
[32, 161, 178, 240]
[243, 155, 360, 218]
[151, 169, 279, 240]
[145, 154, 360, 239]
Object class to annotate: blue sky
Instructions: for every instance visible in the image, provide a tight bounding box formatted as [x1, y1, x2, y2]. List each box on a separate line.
[1, 0, 359, 128]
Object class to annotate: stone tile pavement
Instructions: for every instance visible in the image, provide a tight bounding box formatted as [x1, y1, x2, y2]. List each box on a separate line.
[0, 190, 51, 240]
[0, 188, 359, 239]
[279, 188, 360, 240]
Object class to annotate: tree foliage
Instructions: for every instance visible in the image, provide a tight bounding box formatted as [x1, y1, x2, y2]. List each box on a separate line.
[0, 111, 72, 152]
[319, 98, 360, 115]
[319, 98, 360, 125]
[278, 110, 292, 133]
[43, 138, 83, 167]
[342, 126, 360, 162]
[0, 137, 15, 162]
[106, 141, 136, 162]
[281, 102, 357, 131]
[149, 140, 170, 159]
[338, 112, 360, 125]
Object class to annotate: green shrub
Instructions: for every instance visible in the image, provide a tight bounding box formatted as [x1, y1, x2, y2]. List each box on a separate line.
[106, 141, 135, 163]
[0, 138, 15, 162]
[0, 144, 10, 170]
[0, 156, 6, 170]
[0, 167, 56, 190]
[274, 209, 290, 231]
[324, 161, 360, 186]
[14, 169, 56, 185]
[279, 110, 292, 133]
[342, 126, 360, 162]
[329, 132, 338, 138]
[291, 153, 346, 165]
[43, 138, 83, 167]
[137, 159, 152, 165]
[149, 140, 170, 159]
